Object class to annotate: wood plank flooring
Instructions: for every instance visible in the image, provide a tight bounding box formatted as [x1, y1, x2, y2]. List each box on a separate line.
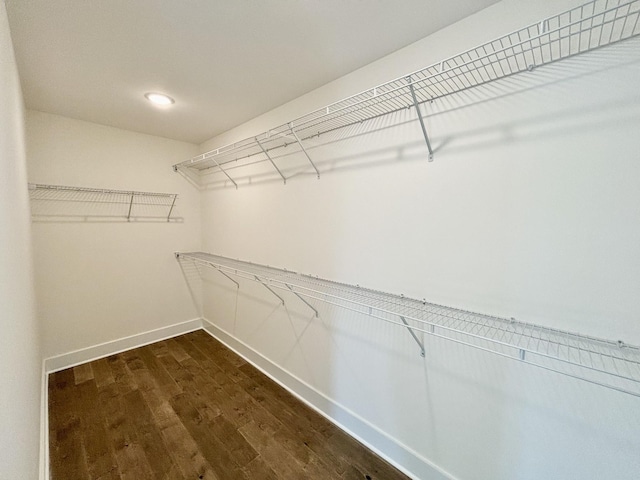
[48, 330, 411, 480]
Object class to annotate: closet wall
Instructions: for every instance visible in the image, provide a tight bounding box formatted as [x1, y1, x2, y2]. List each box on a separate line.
[197, 0, 640, 479]
[26, 111, 202, 360]
[0, 2, 42, 478]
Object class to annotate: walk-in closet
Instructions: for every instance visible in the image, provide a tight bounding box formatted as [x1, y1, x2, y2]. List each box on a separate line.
[1, 0, 639, 479]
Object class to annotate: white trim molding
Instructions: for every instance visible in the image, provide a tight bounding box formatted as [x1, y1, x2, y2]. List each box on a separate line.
[43, 318, 203, 373]
[201, 318, 454, 480]
[41, 317, 453, 480]
[39, 360, 48, 480]
[41, 317, 204, 480]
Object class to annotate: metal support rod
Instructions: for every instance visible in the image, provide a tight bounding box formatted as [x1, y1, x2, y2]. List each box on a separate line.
[175, 164, 204, 189]
[254, 275, 285, 305]
[406, 76, 434, 162]
[286, 284, 318, 317]
[211, 157, 238, 189]
[256, 137, 286, 184]
[289, 123, 320, 179]
[127, 193, 134, 221]
[167, 194, 177, 222]
[213, 264, 240, 288]
[519, 349, 526, 361]
[400, 316, 426, 357]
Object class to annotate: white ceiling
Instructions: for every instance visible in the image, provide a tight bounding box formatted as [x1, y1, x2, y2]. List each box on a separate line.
[6, 0, 496, 145]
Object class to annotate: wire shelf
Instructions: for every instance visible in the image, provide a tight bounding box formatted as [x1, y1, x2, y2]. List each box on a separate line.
[177, 251, 640, 397]
[28, 183, 179, 222]
[173, 0, 640, 187]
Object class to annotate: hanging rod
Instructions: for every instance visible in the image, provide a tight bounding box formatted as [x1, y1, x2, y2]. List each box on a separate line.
[176, 251, 640, 397]
[28, 183, 179, 222]
[173, 0, 640, 186]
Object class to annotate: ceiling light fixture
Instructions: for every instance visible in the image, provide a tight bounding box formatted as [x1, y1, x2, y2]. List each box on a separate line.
[144, 92, 175, 106]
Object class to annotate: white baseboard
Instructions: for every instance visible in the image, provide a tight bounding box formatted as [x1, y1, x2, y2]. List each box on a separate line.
[41, 317, 203, 480]
[43, 317, 203, 373]
[201, 317, 454, 480]
[40, 360, 48, 480]
[41, 317, 453, 480]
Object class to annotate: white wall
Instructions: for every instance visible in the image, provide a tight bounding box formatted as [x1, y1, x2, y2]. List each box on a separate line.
[0, 2, 42, 478]
[26, 111, 202, 359]
[198, 0, 640, 479]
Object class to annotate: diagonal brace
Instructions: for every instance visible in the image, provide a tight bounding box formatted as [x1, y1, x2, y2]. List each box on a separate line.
[254, 275, 285, 305]
[285, 284, 318, 317]
[256, 137, 286, 184]
[400, 316, 426, 357]
[167, 194, 177, 222]
[211, 156, 238, 189]
[127, 193, 134, 221]
[289, 123, 320, 179]
[211, 264, 240, 288]
[406, 76, 434, 162]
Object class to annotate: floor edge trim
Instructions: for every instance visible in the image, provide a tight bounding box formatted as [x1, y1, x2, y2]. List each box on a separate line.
[201, 317, 455, 480]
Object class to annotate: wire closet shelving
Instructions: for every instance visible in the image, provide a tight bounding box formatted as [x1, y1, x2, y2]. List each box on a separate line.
[28, 184, 179, 222]
[177, 251, 640, 398]
[173, 0, 640, 188]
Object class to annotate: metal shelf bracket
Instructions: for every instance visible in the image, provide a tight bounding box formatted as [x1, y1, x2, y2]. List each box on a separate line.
[286, 283, 319, 317]
[254, 275, 285, 305]
[127, 193, 134, 221]
[256, 136, 286, 184]
[400, 315, 426, 357]
[212, 264, 240, 288]
[167, 194, 177, 222]
[211, 157, 238, 189]
[289, 123, 320, 179]
[406, 76, 434, 161]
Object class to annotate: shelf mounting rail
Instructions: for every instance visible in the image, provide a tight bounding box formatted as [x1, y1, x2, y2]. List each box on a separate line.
[177, 251, 640, 397]
[173, 0, 640, 187]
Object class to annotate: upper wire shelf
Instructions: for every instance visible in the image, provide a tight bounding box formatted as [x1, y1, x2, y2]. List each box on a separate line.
[174, 0, 640, 188]
[177, 251, 640, 397]
[28, 183, 179, 222]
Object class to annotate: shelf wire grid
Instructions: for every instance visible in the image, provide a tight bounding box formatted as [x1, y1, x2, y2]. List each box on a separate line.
[28, 183, 178, 221]
[178, 251, 640, 397]
[174, 0, 640, 183]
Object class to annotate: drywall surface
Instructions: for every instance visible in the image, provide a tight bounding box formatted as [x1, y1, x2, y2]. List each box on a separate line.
[198, 0, 640, 479]
[26, 111, 202, 358]
[0, 2, 42, 478]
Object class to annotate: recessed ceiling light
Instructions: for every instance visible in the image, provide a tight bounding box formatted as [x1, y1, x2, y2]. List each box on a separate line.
[144, 92, 175, 106]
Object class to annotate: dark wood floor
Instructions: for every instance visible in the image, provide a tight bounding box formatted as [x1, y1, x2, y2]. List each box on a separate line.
[48, 330, 411, 479]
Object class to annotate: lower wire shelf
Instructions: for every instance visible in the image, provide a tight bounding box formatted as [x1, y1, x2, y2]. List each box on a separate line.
[177, 251, 640, 397]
